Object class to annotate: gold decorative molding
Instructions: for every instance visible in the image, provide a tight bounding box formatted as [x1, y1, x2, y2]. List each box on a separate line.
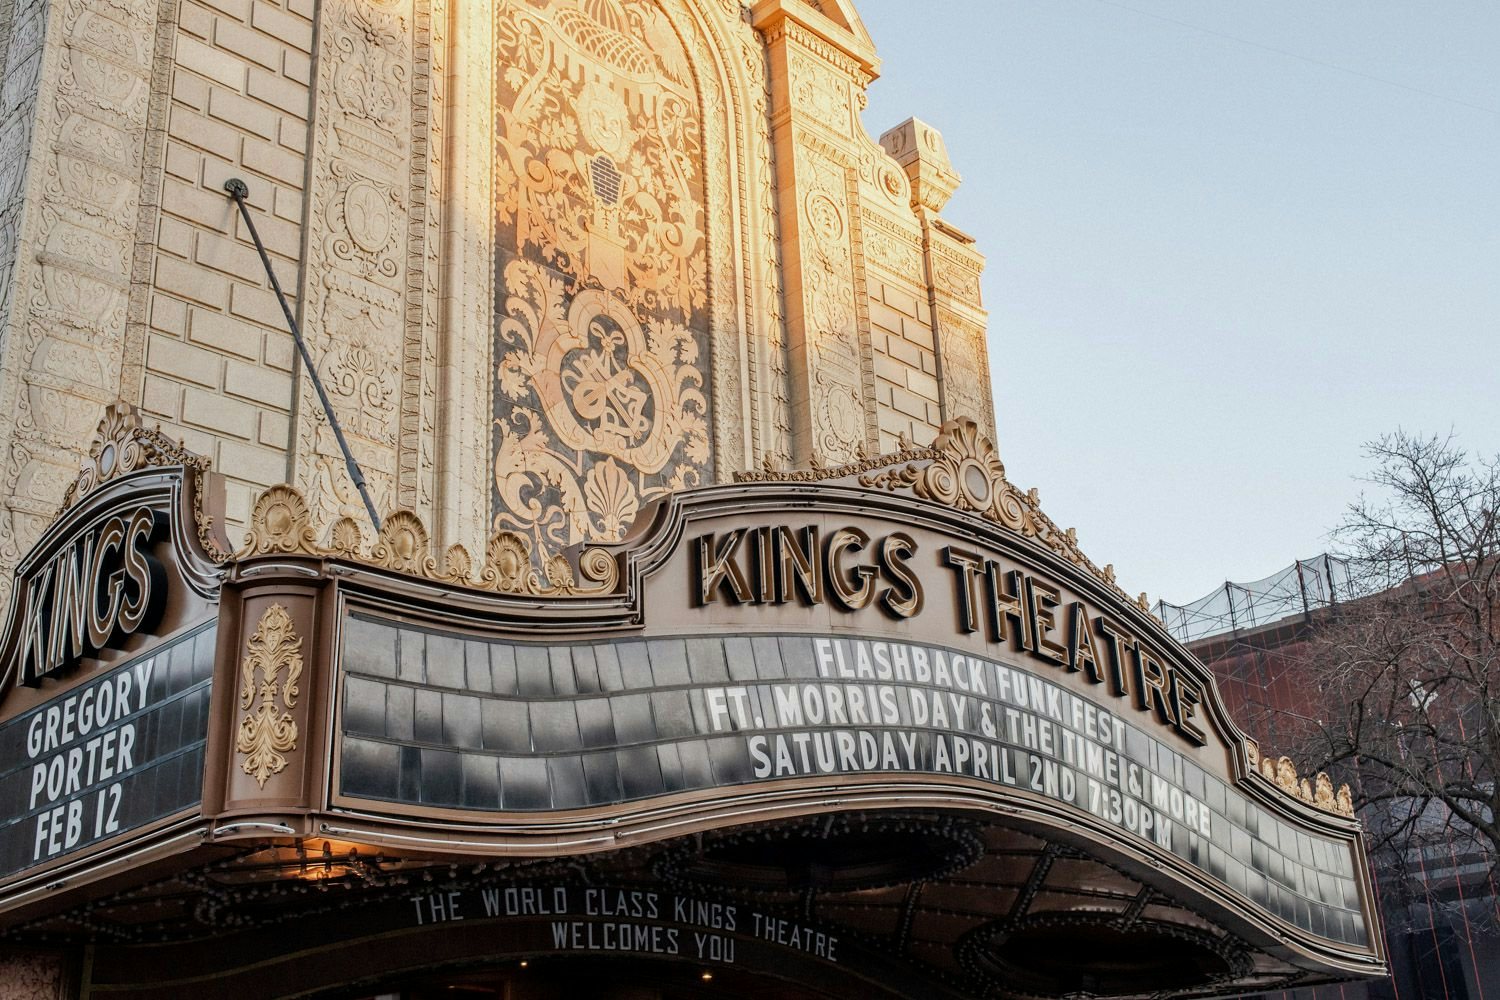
[324, 516, 366, 558]
[1246, 740, 1354, 818]
[61, 401, 231, 563]
[370, 511, 439, 578]
[236, 484, 620, 597]
[241, 485, 322, 558]
[236, 604, 304, 790]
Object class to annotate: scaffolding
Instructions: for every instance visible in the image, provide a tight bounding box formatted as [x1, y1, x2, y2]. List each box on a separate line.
[1155, 554, 1356, 645]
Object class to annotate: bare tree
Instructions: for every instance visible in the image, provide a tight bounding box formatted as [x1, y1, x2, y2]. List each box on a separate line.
[1290, 431, 1500, 905]
[1295, 432, 1500, 910]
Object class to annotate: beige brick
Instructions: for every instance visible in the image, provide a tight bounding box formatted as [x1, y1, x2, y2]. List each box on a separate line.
[869, 300, 904, 335]
[176, 35, 246, 89]
[213, 18, 280, 71]
[195, 230, 262, 279]
[189, 307, 259, 360]
[926, 401, 943, 425]
[168, 106, 238, 161]
[171, 68, 209, 111]
[282, 48, 310, 86]
[230, 282, 293, 330]
[263, 330, 295, 371]
[150, 293, 189, 336]
[883, 285, 921, 317]
[155, 255, 229, 309]
[183, 385, 256, 437]
[197, 0, 252, 21]
[906, 367, 940, 400]
[217, 438, 287, 486]
[250, 3, 313, 51]
[273, 185, 303, 223]
[225, 357, 291, 407]
[903, 321, 936, 351]
[223, 479, 254, 529]
[207, 86, 277, 141]
[258, 409, 289, 447]
[200, 157, 272, 212]
[173, 424, 219, 460]
[149, 334, 223, 387]
[286, 0, 314, 19]
[161, 177, 234, 229]
[234, 205, 300, 259]
[891, 386, 928, 420]
[877, 408, 912, 438]
[278, 117, 307, 155]
[247, 67, 307, 118]
[886, 335, 920, 369]
[142, 374, 183, 419]
[873, 353, 908, 388]
[241, 136, 303, 186]
[157, 216, 194, 258]
[164, 142, 199, 182]
[178, 2, 213, 40]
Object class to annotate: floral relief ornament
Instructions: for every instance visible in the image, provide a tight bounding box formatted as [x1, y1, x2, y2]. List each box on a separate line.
[236, 604, 304, 790]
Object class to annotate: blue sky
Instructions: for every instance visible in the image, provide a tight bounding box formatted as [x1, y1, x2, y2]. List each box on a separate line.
[857, 0, 1500, 605]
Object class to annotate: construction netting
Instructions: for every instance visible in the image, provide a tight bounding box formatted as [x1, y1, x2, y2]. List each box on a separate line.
[1155, 555, 1356, 645]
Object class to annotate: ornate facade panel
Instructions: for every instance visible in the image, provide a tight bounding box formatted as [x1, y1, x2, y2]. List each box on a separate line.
[933, 304, 992, 439]
[0, 0, 159, 609]
[295, 0, 418, 531]
[490, 0, 720, 561]
[791, 139, 868, 462]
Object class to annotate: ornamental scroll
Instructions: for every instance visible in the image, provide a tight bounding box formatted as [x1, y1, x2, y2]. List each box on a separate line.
[492, 0, 713, 566]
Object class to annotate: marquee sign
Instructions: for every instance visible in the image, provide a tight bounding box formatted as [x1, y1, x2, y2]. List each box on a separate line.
[0, 415, 1383, 999]
[336, 623, 1368, 946]
[0, 403, 228, 888]
[0, 626, 215, 879]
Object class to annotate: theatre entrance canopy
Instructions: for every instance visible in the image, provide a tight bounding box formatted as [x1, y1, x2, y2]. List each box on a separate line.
[0, 407, 1384, 999]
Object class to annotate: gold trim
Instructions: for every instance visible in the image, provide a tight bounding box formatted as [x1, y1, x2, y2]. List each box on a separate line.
[1251, 747, 1354, 817]
[370, 511, 438, 578]
[241, 485, 322, 557]
[235, 484, 621, 597]
[236, 604, 304, 790]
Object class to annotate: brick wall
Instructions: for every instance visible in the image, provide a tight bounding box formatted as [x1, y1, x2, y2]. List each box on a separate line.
[140, 0, 313, 534]
[868, 277, 943, 451]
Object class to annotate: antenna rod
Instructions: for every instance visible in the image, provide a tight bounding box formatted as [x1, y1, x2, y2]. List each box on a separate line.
[223, 178, 382, 533]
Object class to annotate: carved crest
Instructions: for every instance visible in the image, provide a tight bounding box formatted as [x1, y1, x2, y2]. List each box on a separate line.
[241, 485, 322, 557]
[370, 511, 438, 577]
[61, 401, 230, 563]
[743, 417, 1155, 614]
[236, 604, 304, 789]
[63, 402, 201, 508]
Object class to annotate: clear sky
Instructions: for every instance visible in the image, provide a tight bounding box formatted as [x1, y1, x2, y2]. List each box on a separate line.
[856, 0, 1500, 607]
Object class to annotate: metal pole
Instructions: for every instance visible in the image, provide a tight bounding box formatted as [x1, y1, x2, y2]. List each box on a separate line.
[223, 178, 382, 533]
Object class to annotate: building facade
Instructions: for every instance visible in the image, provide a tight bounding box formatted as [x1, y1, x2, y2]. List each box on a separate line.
[0, 1, 1386, 998]
[0, 0, 992, 609]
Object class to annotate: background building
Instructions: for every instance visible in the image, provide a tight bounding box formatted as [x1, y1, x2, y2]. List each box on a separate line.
[1165, 563, 1500, 1000]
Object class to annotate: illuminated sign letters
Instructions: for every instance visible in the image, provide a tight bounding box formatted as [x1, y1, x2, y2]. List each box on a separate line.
[17, 509, 166, 688]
